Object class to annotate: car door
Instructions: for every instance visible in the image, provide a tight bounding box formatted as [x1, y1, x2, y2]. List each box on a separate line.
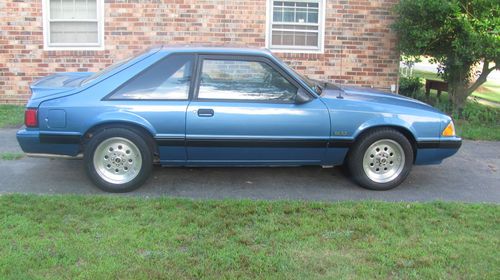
[185, 55, 331, 165]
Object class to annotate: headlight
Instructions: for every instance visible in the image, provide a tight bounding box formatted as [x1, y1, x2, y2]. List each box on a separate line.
[442, 121, 456, 137]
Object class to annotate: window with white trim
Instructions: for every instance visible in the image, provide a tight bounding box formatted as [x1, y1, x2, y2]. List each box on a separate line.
[266, 0, 325, 53]
[43, 0, 104, 50]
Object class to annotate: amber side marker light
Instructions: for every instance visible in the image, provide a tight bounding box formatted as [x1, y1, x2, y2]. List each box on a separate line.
[442, 121, 456, 137]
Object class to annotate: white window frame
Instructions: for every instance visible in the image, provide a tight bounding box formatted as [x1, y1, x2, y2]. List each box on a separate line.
[265, 0, 326, 54]
[42, 0, 105, 51]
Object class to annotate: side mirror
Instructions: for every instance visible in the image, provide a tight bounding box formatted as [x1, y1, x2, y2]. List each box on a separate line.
[295, 88, 312, 104]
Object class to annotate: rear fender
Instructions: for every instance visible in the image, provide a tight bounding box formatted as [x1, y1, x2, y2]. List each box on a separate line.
[87, 111, 157, 136]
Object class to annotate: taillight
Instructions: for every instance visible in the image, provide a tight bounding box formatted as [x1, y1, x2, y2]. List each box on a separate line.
[25, 108, 38, 128]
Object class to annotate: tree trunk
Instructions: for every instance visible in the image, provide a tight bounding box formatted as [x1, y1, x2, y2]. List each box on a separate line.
[446, 63, 469, 117]
[445, 61, 497, 117]
[448, 80, 468, 117]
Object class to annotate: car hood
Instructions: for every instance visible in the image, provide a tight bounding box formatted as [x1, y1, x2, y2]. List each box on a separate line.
[30, 72, 93, 100]
[320, 84, 442, 114]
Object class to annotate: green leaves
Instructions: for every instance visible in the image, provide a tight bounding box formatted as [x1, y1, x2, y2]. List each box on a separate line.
[399, 76, 423, 97]
[392, 0, 500, 112]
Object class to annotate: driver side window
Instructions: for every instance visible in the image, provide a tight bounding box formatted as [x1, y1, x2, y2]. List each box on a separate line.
[198, 59, 298, 102]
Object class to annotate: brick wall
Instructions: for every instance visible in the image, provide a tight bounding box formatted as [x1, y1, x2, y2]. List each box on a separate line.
[0, 0, 399, 104]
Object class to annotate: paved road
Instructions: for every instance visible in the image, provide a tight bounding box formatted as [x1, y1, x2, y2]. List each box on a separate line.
[0, 129, 499, 202]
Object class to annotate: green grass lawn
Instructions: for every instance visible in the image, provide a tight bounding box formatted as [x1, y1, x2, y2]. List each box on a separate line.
[413, 69, 442, 81]
[0, 152, 24, 160]
[0, 105, 24, 128]
[473, 81, 500, 103]
[0, 195, 498, 279]
[457, 121, 500, 141]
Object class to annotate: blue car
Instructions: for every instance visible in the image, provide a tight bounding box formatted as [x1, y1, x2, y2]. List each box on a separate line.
[17, 46, 461, 192]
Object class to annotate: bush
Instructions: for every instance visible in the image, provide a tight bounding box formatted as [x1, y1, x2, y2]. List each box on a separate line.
[460, 101, 499, 125]
[397, 76, 499, 127]
[399, 76, 422, 97]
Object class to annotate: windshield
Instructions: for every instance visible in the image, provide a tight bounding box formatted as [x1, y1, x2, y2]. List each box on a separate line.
[271, 54, 322, 94]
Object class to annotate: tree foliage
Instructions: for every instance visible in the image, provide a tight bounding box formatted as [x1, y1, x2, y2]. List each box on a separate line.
[392, 0, 500, 113]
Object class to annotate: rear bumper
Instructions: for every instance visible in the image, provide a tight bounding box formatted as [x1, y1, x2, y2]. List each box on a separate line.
[16, 128, 81, 157]
[415, 138, 462, 165]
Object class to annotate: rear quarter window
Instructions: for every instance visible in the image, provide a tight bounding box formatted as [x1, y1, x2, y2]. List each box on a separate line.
[108, 54, 194, 100]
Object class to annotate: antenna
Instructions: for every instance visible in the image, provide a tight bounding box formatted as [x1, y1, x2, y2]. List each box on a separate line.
[337, 44, 344, 99]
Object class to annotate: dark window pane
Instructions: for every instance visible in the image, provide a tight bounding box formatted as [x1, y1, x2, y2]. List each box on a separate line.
[308, 10, 318, 23]
[283, 8, 294, 22]
[198, 59, 297, 102]
[296, 8, 307, 23]
[273, 8, 283, 21]
[110, 54, 193, 100]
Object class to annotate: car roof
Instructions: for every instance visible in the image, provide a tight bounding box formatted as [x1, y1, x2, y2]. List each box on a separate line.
[158, 45, 274, 57]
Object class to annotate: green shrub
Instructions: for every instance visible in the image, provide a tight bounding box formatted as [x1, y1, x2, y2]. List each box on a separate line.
[434, 101, 452, 114]
[399, 76, 422, 97]
[460, 101, 499, 125]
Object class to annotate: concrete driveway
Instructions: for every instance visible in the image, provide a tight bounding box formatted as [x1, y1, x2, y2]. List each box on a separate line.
[1, 128, 499, 202]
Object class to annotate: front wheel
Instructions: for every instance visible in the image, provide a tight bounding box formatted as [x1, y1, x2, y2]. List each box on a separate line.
[347, 128, 413, 190]
[84, 128, 152, 193]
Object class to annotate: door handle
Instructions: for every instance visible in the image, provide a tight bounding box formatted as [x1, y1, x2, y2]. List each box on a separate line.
[197, 108, 214, 117]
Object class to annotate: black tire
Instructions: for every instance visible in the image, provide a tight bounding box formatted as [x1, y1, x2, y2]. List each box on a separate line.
[347, 128, 413, 190]
[84, 127, 153, 193]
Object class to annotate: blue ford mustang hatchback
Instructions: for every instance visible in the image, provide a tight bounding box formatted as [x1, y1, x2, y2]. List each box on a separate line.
[17, 46, 461, 192]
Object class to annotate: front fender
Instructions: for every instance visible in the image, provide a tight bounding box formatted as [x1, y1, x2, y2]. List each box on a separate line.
[353, 116, 418, 140]
[349, 110, 443, 142]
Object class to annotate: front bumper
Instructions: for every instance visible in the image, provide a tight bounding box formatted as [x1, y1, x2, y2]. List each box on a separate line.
[416, 139, 462, 149]
[414, 138, 462, 165]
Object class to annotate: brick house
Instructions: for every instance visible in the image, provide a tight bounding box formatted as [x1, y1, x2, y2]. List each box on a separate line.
[0, 0, 399, 104]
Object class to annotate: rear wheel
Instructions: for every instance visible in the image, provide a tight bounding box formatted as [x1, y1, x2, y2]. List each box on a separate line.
[84, 128, 152, 192]
[347, 128, 413, 190]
